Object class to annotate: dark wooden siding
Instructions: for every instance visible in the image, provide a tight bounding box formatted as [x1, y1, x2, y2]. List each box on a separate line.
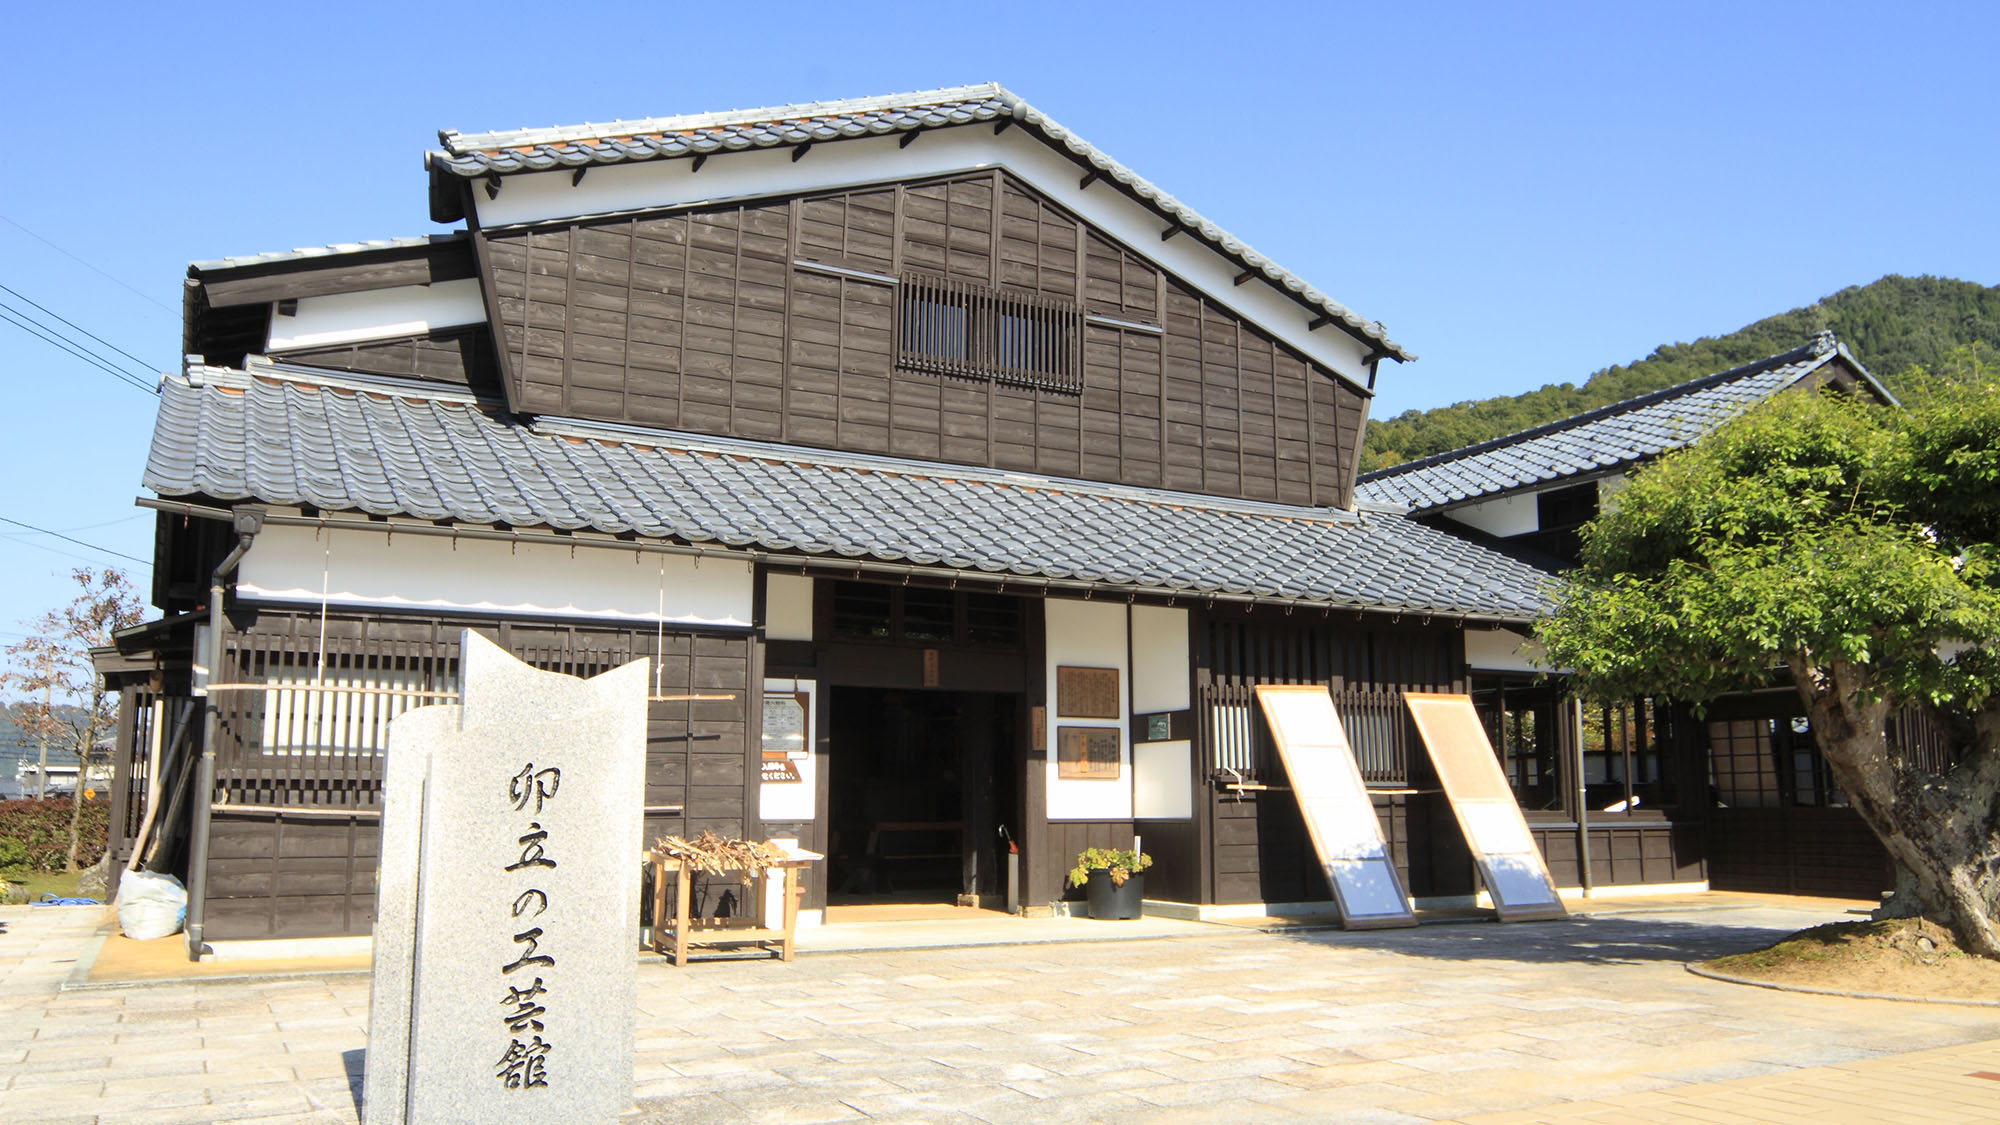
[475, 169, 1365, 507]
[273, 326, 500, 391]
[1706, 808, 1891, 898]
[204, 811, 378, 939]
[201, 605, 756, 940]
[1534, 823, 1703, 888]
[1193, 609, 1466, 904]
[1045, 821, 1137, 906]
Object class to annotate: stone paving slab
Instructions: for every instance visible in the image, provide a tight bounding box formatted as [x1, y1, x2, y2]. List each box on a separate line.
[3, 900, 1999, 1123]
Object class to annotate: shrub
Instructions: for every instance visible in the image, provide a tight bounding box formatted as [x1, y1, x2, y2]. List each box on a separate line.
[0, 797, 109, 873]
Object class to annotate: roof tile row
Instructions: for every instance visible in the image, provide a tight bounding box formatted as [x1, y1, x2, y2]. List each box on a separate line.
[146, 364, 1555, 620]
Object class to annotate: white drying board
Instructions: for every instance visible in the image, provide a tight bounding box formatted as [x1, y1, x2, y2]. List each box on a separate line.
[1253, 685, 1417, 930]
[1403, 692, 1567, 922]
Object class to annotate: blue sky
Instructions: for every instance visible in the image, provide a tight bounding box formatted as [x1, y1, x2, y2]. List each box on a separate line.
[0, 1, 1994, 668]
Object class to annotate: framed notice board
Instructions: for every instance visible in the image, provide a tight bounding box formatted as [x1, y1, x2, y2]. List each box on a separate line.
[1057, 726, 1121, 779]
[1057, 666, 1121, 719]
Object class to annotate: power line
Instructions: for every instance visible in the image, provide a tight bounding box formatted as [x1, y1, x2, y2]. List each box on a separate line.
[0, 306, 157, 392]
[0, 305, 156, 394]
[0, 212, 176, 313]
[0, 532, 149, 573]
[0, 514, 149, 565]
[0, 283, 166, 377]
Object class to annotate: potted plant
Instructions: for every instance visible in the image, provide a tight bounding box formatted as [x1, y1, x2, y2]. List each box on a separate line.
[1067, 846, 1152, 920]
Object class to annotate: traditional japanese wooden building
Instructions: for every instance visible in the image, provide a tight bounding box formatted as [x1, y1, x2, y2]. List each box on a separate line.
[1358, 334, 1913, 899]
[102, 85, 1733, 953]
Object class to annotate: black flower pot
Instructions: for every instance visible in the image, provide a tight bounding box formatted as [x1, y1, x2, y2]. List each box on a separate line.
[1084, 868, 1144, 920]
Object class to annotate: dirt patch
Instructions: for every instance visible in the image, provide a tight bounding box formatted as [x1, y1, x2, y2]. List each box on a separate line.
[1700, 917, 2000, 1002]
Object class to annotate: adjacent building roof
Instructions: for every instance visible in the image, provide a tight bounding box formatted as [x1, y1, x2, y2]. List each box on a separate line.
[426, 83, 1412, 363]
[1355, 334, 1892, 512]
[144, 363, 1554, 621]
[188, 235, 466, 273]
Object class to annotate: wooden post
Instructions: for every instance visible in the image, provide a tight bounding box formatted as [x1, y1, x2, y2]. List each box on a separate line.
[673, 857, 693, 967]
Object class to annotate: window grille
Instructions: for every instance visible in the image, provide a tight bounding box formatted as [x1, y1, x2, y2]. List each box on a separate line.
[260, 665, 435, 757]
[1204, 689, 1411, 786]
[897, 272, 1081, 393]
[1208, 702, 1257, 774]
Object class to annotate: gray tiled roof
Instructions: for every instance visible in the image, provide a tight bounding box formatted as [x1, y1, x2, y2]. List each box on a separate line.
[1355, 338, 1871, 512]
[144, 363, 1554, 621]
[427, 83, 1411, 363]
[189, 235, 465, 272]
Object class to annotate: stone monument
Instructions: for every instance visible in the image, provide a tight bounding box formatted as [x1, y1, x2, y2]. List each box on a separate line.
[364, 631, 649, 1124]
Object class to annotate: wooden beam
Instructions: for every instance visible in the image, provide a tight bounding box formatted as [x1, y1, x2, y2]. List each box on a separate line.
[690, 153, 708, 173]
[1307, 315, 1333, 332]
[570, 167, 587, 186]
[791, 142, 813, 163]
[1078, 169, 1101, 190]
[1233, 269, 1258, 287]
[993, 119, 1013, 135]
[899, 131, 920, 149]
[483, 173, 502, 200]
[1160, 223, 1184, 242]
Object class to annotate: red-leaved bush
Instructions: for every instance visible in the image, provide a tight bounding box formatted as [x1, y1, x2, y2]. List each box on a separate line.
[0, 798, 109, 874]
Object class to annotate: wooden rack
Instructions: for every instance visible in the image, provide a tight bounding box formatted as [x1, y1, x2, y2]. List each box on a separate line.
[646, 848, 818, 967]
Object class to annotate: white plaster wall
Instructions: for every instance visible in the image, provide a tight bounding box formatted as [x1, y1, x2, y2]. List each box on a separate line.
[471, 129, 1373, 384]
[1043, 598, 1130, 821]
[1598, 473, 1630, 515]
[1129, 605, 1190, 714]
[266, 279, 487, 351]
[237, 524, 753, 625]
[763, 574, 815, 641]
[1464, 627, 1551, 673]
[1446, 491, 1540, 539]
[1133, 740, 1192, 820]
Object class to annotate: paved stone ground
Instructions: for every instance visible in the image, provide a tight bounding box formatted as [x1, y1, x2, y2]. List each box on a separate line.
[3, 900, 1998, 1123]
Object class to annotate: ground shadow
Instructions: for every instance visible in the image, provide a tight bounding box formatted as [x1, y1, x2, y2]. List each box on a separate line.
[1270, 911, 1836, 966]
[342, 1048, 365, 1118]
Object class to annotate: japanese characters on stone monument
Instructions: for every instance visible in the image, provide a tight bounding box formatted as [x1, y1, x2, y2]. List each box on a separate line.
[364, 631, 649, 1125]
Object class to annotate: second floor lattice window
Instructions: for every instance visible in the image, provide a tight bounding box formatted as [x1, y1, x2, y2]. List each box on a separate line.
[897, 272, 1082, 393]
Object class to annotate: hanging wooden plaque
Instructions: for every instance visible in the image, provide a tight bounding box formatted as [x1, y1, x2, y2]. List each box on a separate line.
[1057, 666, 1121, 718]
[1056, 726, 1121, 779]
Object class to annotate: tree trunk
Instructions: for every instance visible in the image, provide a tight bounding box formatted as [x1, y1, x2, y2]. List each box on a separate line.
[64, 788, 84, 872]
[1796, 657, 2000, 959]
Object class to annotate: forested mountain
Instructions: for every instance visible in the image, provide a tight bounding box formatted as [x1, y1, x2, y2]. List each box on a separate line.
[1363, 275, 2000, 469]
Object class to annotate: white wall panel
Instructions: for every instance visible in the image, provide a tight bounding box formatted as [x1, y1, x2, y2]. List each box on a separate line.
[763, 574, 814, 641]
[1130, 605, 1190, 713]
[1464, 627, 1551, 673]
[1447, 492, 1540, 539]
[238, 524, 753, 626]
[1133, 739, 1192, 820]
[1043, 597, 1130, 821]
[266, 279, 486, 351]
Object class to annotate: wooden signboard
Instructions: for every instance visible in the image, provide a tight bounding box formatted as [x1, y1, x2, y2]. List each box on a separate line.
[1403, 692, 1567, 922]
[1057, 666, 1121, 719]
[1056, 726, 1121, 779]
[1252, 685, 1417, 930]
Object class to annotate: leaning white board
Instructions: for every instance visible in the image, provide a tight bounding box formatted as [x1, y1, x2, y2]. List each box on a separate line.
[1403, 692, 1567, 922]
[1253, 685, 1417, 930]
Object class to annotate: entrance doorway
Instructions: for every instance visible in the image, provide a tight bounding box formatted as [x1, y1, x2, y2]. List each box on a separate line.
[826, 687, 1020, 908]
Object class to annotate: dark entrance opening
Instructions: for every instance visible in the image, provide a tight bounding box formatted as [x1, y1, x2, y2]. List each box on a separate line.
[826, 686, 1020, 906]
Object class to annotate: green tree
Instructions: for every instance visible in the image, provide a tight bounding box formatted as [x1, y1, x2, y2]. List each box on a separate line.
[2, 569, 146, 871]
[1538, 389, 2000, 957]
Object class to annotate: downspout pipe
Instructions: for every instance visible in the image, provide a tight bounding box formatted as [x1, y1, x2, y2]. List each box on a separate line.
[185, 506, 264, 961]
[1574, 693, 1592, 899]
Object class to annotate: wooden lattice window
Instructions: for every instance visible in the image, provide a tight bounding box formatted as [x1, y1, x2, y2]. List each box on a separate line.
[897, 272, 1081, 392]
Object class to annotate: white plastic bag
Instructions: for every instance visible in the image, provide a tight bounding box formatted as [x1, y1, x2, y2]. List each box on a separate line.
[116, 870, 187, 941]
